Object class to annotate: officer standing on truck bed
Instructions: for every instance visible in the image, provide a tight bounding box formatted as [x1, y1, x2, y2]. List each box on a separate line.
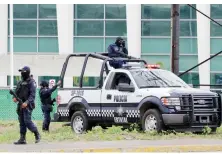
[107, 37, 130, 69]
[13, 66, 40, 144]
[39, 80, 61, 132]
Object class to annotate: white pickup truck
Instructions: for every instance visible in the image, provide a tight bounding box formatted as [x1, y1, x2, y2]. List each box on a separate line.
[54, 53, 222, 134]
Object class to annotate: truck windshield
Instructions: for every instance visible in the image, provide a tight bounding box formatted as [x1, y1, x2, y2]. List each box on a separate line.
[130, 69, 189, 88]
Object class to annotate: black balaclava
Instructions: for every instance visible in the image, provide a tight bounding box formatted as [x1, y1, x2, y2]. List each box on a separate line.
[19, 66, 31, 81]
[115, 37, 124, 47]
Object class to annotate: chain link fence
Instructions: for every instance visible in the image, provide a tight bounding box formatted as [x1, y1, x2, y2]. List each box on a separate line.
[0, 87, 58, 120]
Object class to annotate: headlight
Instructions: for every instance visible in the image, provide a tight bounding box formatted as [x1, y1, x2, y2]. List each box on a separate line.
[161, 97, 181, 110]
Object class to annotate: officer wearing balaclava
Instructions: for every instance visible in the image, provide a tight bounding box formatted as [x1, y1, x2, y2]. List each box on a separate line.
[12, 66, 40, 144]
[107, 37, 130, 69]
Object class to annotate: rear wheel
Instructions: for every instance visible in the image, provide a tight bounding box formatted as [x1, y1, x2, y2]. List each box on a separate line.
[142, 109, 164, 133]
[71, 111, 88, 134]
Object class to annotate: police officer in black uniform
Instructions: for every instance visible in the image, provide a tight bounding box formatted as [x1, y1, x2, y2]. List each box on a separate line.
[39, 80, 61, 131]
[107, 37, 130, 69]
[13, 66, 40, 144]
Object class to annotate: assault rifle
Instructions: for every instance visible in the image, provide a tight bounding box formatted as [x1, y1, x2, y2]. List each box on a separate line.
[9, 89, 23, 115]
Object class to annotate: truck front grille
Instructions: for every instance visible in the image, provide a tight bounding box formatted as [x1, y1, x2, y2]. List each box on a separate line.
[181, 95, 217, 111]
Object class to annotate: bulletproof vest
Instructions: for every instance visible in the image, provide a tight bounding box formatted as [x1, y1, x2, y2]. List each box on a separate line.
[39, 88, 52, 105]
[111, 45, 123, 57]
[17, 79, 30, 102]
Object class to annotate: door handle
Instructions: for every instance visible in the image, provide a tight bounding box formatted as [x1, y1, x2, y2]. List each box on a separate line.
[107, 94, 112, 100]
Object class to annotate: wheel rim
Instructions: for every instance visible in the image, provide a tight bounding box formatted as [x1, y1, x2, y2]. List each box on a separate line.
[145, 114, 157, 131]
[73, 116, 84, 134]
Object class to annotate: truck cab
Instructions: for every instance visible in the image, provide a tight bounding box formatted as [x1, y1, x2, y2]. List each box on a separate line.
[54, 53, 222, 134]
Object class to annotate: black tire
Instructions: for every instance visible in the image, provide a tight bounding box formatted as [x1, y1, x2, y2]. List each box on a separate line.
[142, 109, 164, 133]
[71, 111, 88, 134]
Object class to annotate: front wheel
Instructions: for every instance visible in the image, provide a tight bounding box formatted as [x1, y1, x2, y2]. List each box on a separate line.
[71, 111, 88, 134]
[142, 109, 164, 133]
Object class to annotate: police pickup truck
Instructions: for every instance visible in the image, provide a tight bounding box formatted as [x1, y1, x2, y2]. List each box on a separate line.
[54, 53, 222, 134]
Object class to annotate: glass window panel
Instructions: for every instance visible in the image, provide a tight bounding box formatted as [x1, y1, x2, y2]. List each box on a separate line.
[39, 4, 56, 18]
[141, 55, 170, 70]
[180, 38, 197, 54]
[8, 20, 37, 35]
[180, 55, 198, 71]
[211, 73, 222, 86]
[105, 21, 127, 36]
[38, 38, 58, 53]
[142, 4, 171, 19]
[105, 37, 127, 52]
[210, 56, 222, 71]
[105, 4, 126, 19]
[142, 38, 197, 54]
[12, 4, 37, 18]
[39, 20, 57, 36]
[180, 21, 197, 36]
[191, 73, 200, 85]
[180, 4, 196, 19]
[211, 38, 222, 54]
[211, 4, 222, 19]
[74, 4, 104, 19]
[74, 38, 104, 53]
[180, 73, 199, 85]
[142, 21, 170, 36]
[211, 21, 222, 36]
[8, 37, 37, 52]
[141, 38, 171, 53]
[74, 21, 103, 36]
[7, 76, 21, 86]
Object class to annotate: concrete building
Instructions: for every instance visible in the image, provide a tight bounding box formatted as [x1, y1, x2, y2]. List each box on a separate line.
[0, 4, 221, 88]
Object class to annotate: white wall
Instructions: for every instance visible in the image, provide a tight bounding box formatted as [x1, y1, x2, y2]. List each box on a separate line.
[57, 4, 74, 55]
[196, 4, 210, 89]
[126, 4, 141, 58]
[57, 4, 74, 86]
[0, 4, 8, 86]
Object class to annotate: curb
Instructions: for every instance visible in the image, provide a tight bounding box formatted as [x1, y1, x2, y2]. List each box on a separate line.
[1, 144, 222, 152]
[82, 145, 222, 152]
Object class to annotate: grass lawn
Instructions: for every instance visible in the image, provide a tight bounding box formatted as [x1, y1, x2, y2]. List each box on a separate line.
[0, 120, 222, 144]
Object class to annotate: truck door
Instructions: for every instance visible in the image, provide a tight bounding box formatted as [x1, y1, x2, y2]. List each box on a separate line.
[101, 71, 141, 124]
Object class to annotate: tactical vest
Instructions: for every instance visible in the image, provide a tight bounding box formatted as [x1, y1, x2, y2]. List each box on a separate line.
[16, 79, 30, 102]
[39, 88, 52, 105]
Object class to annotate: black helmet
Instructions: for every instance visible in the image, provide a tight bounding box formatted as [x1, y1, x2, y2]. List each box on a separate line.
[40, 80, 49, 88]
[115, 37, 124, 46]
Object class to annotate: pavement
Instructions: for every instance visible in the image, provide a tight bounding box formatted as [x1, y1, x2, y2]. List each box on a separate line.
[1, 139, 222, 152]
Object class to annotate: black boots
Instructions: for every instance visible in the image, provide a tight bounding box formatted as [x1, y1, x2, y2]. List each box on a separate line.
[14, 132, 40, 144]
[14, 133, 26, 145]
[34, 131, 41, 143]
[42, 123, 50, 132]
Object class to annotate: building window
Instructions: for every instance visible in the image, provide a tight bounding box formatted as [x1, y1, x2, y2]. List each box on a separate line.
[8, 4, 58, 53]
[180, 73, 199, 85]
[73, 4, 127, 53]
[141, 4, 197, 73]
[210, 5, 222, 56]
[7, 76, 21, 86]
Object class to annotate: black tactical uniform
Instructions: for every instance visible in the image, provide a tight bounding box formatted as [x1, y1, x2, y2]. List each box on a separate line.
[39, 80, 59, 131]
[13, 66, 40, 144]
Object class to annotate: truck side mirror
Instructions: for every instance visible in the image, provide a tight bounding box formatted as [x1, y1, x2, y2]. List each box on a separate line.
[117, 83, 135, 92]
